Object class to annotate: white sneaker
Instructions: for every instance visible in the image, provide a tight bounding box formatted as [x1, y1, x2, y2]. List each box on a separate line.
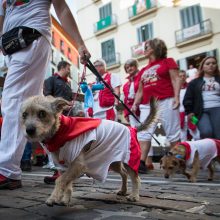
[42, 162, 55, 169]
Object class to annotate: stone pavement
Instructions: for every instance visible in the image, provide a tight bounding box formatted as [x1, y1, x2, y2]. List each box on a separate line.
[0, 164, 220, 220]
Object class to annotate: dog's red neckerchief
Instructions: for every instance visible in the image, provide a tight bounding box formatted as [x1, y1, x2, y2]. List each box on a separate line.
[43, 115, 101, 152]
[176, 142, 191, 160]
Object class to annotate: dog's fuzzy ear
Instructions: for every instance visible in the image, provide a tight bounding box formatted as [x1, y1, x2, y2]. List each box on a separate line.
[51, 98, 70, 113]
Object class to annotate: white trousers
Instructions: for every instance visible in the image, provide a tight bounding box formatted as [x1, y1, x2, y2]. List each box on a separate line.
[0, 37, 51, 179]
[138, 98, 180, 143]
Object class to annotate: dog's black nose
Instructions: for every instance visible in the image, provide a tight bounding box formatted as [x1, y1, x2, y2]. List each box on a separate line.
[26, 125, 36, 136]
[164, 174, 169, 179]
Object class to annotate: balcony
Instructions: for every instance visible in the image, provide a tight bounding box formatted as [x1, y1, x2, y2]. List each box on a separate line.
[131, 42, 146, 60]
[103, 53, 121, 70]
[128, 0, 157, 21]
[175, 19, 213, 47]
[94, 14, 117, 36]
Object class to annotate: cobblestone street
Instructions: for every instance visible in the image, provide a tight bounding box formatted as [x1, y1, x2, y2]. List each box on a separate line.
[0, 164, 220, 220]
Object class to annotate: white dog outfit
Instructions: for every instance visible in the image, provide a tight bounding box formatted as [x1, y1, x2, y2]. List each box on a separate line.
[178, 139, 220, 169]
[43, 115, 141, 182]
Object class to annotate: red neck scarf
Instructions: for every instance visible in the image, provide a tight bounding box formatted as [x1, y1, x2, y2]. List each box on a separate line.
[43, 115, 101, 152]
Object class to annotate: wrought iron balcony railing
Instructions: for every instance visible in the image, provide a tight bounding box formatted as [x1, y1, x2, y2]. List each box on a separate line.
[103, 52, 120, 68]
[175, 19, 212, 45]
[94, 14, 117, 35]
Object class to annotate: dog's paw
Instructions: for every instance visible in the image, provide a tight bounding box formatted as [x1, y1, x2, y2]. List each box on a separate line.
[45, 197, 55, 207]
[117, 190, 127, 196]
[126, 194, 139, 202]
[189, 177, 197, 183]
[61, 194, 72, 206]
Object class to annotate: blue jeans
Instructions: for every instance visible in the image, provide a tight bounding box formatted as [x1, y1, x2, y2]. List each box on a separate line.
[198, 107, 220, 139]
[21, 142, 32, 161]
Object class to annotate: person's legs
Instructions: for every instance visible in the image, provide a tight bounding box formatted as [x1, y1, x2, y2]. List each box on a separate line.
[0, 37, 51, 184]
[21, 142, 32, 161]
[137, 104, 157, 173]
[197, 111, 213, 138]
[20, 142, 32, 172]
[146, 145, 154, 170]
[209, 107, 220, 139]
[160, 98, 180, 149]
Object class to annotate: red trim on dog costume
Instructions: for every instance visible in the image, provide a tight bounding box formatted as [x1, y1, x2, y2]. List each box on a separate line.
[44, 115, 101, 152]
[128, 127, 141, 174]
[178, 142, 191, 160]
[213, 139, 220, 156]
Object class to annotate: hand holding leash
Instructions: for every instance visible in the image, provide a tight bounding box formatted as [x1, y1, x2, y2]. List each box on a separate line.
[79, 45, 91, 64]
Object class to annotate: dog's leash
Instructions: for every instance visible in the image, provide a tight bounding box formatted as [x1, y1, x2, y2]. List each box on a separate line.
[86, 59, 141, 123]
[85, 58, 161, 146]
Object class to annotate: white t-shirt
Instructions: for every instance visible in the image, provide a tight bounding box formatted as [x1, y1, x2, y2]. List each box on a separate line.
[202, 77, 220, 109]
[93, 73, 121, 116]
[128, 81, 135, 99]
[179, 87, 186, 113]
[0, 0, 52, 42]
[186, 68, 198, 83]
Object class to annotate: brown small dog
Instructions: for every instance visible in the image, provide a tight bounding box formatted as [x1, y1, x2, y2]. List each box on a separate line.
[160, 139, 220, 182]
[20, 95, 158, 206]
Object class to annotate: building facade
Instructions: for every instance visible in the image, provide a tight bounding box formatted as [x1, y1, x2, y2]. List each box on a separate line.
[76, 0, 220, 83]
[76, 0, 220, 146]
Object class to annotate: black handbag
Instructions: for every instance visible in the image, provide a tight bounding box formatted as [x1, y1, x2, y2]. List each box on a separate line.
[0, 26, 41, 56]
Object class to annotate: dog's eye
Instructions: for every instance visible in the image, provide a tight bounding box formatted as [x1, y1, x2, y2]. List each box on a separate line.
[38, 110, 47, 119]
[22, 112, 28, 119]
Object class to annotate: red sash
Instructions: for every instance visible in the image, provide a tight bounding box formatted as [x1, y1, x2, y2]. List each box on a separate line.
[44, 115, 101, 152]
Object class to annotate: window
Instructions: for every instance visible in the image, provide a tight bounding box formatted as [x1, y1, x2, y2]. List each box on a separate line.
[137, 23, 153, 43]
[60, 40, 65, 54]
[101, 39, 116, 65]
[67, 47, 72, 61]
[52, 31, 55, 45]
[99, 3, 112, 19]
[180, 4, 202, 28]
[51, 49, 55, 64]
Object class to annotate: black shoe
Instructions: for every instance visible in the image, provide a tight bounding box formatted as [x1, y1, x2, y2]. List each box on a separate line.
[44, 170, 61, 185]
[20, 160, 32, 172]
[0, 174, 22, 190]
[138, 160, 148, 174]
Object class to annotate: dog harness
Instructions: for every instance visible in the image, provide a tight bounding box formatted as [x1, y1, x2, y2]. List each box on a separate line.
[180, 139, 219, 169]
[44, 116, 141, 182]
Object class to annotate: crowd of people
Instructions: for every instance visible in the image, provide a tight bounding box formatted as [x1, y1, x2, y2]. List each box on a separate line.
[0, 0, 219, 191]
